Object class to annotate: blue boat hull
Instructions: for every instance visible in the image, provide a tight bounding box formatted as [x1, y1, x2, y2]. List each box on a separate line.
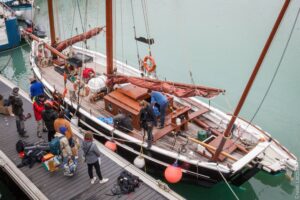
[0, 17, 21, 51]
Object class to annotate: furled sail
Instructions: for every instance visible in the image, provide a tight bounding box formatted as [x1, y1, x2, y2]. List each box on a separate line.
[107, 75, 225, 98]
[55, 27, 104, 52]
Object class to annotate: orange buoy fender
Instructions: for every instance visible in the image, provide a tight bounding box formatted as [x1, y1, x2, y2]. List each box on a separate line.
[164, 164, 183, 183]
[105, 140, 117, 152]
[143, 56, 156, 72]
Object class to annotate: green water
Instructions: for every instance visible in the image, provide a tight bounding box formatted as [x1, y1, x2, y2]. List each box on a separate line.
[1, 0, 300, 199]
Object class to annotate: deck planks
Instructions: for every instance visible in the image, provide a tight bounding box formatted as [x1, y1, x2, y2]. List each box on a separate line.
[0, 79, 172, 200]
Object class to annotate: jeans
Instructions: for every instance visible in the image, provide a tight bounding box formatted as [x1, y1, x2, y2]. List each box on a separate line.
[37, 120, 44, 137]
[15, 115, 25, 134]
[159, 101, 168, 127]
[48, 130, 55, 142]
[87, 160, 103, 180]
[144, 122, 153, 141]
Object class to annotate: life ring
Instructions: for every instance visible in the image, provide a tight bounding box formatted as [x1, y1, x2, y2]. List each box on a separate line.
[143, 56, 156, 72]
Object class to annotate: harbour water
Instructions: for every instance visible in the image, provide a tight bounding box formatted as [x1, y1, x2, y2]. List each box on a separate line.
[0, 0, 299, 199]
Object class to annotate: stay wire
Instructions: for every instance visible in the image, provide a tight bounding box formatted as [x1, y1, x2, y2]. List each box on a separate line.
[0, 55, 12, 74]
[120, 0, 125, 65]
[141, 0, 152, 54]
[130, 0, 141, 68]
[246, 7, 300, 128]
[216, 164, 239, 200]
[70, 0, 76, 37]
[223, 7, 300, 152]
[76, 0, 86, 35]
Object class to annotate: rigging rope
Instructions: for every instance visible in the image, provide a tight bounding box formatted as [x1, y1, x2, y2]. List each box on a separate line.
[141, 0, 152, 54]
[216, 164, 239, 200]
[70, 0, 76, 38]
[120, 0, 125, 69]
[130, 0, 142, 68]
[221, 8, 300, 152]
[0, 55, 12, 74]
[245, 7, 300, 130]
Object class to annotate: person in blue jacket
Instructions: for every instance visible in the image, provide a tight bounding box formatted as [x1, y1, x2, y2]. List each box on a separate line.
[150, 90, 168, 129]
[30, 77, 44, 100]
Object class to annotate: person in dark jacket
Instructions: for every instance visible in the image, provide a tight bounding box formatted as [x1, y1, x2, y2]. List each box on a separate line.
[139, 100, 157, 148]
[82, 131, 109, 185]
[42, 101, 58, 142]
[10, 87, 28, 137]
[30, 77, 44, 100]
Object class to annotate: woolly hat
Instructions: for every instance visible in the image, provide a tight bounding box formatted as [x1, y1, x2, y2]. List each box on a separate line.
[12, 87, 19, 96]
[59, 126, 67, 135]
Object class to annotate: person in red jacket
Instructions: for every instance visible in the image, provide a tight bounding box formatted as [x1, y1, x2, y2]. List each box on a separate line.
[33, 94, 46, 138]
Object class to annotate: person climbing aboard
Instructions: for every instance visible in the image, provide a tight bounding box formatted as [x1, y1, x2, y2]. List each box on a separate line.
[139, 100, 157, 149]
[150, 90, 168, 129]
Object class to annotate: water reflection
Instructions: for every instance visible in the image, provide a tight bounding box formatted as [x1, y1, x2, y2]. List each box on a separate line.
[254, 171, 295, 195]
[0, 45, 32, 91]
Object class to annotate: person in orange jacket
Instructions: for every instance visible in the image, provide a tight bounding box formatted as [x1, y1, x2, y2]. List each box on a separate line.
[54, 110, 78, 157]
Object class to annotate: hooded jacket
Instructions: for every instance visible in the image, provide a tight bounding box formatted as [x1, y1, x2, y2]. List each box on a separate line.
[42, 108, 58, 132]
[30, 80, 44, 99]
[33, 99, 44, 121]
[10, 95, 23, 116]
[82, 140, 101, 164]
[54, 132, 72, 158]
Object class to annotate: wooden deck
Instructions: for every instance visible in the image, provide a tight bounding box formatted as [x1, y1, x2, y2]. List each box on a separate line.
[0, 76, 184, 200]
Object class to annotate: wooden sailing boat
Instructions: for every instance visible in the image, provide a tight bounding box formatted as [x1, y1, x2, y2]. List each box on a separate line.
[25, 0, 298, 187]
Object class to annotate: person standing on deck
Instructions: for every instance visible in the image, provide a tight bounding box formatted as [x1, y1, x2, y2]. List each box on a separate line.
[33, 94, 46, 138]
[54, 110, 78, 156]
[150, 90, 168, 129]
[42, 101, 58, 142]
[139, 100, 157, 148]
[29, 77, 44, 100]
[82, 131, 109, 185]
[10, 87, 28, 137]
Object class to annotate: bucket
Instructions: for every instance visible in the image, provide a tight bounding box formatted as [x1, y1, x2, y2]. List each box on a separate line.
[71, 116, 78, 126]
[197, 130, 207, 141]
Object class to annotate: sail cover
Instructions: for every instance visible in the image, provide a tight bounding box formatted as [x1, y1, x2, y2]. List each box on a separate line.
[55, 27, 104, 52]
[107, 75, 225, 98]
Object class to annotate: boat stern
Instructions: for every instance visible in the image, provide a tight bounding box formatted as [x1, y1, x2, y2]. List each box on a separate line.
[258, 142, 298, 180]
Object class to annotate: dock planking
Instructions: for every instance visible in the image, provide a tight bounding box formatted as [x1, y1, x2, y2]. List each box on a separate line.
[0, 76, 184, 200]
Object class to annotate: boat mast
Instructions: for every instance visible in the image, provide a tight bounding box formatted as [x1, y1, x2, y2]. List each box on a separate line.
[212, 0, 291, 161]
[47, 0, 56, 46]
[106, 0, 113, 76]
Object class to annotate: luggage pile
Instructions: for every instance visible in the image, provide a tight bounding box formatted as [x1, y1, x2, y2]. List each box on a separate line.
[16, 139, 78, 176]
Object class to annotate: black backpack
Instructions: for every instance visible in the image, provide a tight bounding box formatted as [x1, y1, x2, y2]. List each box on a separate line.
[111, 171, 141, 196]
[16, 140, 26, 153]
